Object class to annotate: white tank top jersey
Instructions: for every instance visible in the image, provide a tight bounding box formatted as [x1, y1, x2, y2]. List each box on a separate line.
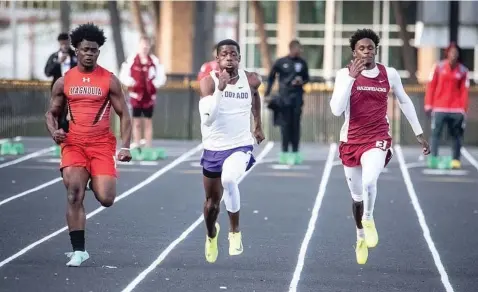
[200, 69, 255, 151]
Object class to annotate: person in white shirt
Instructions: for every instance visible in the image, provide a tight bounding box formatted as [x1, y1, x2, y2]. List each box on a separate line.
[198, 39, 265, 263]
[119, 36, 166, 148]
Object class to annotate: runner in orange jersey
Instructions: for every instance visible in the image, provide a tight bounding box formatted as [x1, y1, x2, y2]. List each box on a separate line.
[45, 23, 132, 267]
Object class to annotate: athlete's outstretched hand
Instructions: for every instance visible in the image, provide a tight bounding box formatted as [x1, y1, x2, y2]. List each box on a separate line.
[217, 69, 230, 91]
[348, 58, 366, 78]
[416, 134, 430, 155]
[52, 128, 67, 144]
[117, 149, 132, 162]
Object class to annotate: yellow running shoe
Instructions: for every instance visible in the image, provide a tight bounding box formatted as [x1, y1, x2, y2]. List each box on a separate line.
[451, 159, 461, 169]
[362, 219, 378, 248]
[205, 223, 220, 263]
[356, 238, 368, 264]
[228, 231, 243, 256]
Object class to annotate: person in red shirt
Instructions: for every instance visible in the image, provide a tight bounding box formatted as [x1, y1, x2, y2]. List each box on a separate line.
[119, 36, 166, 148]
[424, 43, 469, 169]
[45, 23, 132, 267]
[197, 44, 219, 81]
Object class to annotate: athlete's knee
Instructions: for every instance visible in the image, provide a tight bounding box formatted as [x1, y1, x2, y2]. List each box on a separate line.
[204, 197, 220, 214]
[221, 171, 238, 191]
[98, 195, 115, 207]
[362, 177, 378, 194]
[66, 183, 84, 206]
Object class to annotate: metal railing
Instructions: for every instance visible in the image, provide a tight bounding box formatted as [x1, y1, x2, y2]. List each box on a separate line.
[1, 77, 477, 146]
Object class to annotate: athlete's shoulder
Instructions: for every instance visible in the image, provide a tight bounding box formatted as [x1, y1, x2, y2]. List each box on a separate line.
[335, 68, 351, 80]
[96, 65, 113, 75]
[244, 70, 262, 88]
[381, 64, 399, 78]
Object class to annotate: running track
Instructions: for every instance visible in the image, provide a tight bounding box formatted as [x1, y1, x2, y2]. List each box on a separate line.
[0, 137, 477, 292]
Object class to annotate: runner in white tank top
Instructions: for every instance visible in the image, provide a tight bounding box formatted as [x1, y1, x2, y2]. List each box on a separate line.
[197, 39, 265, 264]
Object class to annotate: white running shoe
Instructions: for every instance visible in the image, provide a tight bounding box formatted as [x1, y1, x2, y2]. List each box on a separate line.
[65, 250, 89, 267]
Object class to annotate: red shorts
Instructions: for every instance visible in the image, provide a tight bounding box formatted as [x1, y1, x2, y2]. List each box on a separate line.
[60, 135, 117, 177]
[339, 138, 393, 168]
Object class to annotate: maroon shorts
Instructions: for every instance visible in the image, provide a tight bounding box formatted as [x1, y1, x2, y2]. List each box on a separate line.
[339, 138, 393, 168]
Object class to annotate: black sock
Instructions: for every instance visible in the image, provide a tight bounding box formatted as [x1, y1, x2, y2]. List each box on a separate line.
[69, 230, 85, 251]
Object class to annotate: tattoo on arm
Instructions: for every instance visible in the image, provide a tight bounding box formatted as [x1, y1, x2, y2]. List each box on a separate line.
[109, 75, 132, 148]
[45, 77, 66, 135]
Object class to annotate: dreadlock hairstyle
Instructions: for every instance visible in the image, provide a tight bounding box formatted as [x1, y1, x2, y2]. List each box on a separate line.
[69, 22, 107, 49]
[349, 28, 380, 51]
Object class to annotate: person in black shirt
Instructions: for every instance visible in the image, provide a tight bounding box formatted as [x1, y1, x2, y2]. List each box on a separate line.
[44, 33, 78, 133]
[265, 40, 309, 165]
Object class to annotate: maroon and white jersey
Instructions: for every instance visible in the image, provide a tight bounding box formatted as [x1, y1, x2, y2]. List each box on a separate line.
[330, 62, 423, 144]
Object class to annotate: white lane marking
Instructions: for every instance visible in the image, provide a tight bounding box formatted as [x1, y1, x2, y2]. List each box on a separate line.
[461, 147, 478, 172]
[0, 177, 63, 207]
[394, 145, 454, 292]
[422, 169, 468, 176]
[120, 141, 275, 292]
[0, 146, 55, 169]
[405, 161, 425, 168]
[0, 144, 203, 268]
[288, 143, 337, 292]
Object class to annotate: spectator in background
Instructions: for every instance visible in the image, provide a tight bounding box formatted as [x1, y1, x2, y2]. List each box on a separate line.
[119, 35, 166, 149]
[197, 44, 219, 81]
[264, 40, 309, 165]
[44, 32, 77, 133]
[44, 33, 77, 89]
[424, 42, 469, 169]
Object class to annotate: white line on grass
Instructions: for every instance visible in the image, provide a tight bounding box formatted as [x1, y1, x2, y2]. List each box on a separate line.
[394, 145, 454, 292]
[461, 147, 478, 171]
[0, 143, 203, 268]
[121, 141, 275, 292]
[288, 143, 337, 292]
[0, 146, 55, 169]
[0, 177, 63, 207]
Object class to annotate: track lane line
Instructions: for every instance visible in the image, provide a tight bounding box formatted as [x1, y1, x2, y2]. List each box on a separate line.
[121, 141, 275, 292]
[461, 147, 478, 171]
[0, 146, 55, 169]
[395, 144, 454, 292]
[0, 143, 203, 269]
[288, 143, 337, 292]
[0, 177, 63, 207]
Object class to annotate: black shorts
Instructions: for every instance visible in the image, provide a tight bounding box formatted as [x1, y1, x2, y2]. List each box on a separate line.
[132, 107, 154, 118]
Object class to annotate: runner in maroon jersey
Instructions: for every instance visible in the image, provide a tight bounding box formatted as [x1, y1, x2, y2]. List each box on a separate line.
[330, 28, 430, 265]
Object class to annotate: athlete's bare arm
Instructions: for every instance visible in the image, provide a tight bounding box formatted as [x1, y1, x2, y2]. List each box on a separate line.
[246, 72, 263, 131]
[109, 74, 132, 149]
[45, 77, 67, 142]
[246, 71, 265, 144]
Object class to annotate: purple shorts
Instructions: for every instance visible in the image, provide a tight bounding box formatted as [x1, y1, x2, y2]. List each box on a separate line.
[200, 145, 256, 174]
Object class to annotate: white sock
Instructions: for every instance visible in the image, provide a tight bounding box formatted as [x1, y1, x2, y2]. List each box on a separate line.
[357, 228, 365, 239]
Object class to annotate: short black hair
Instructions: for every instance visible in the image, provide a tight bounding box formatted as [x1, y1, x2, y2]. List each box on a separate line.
[69, 22, 107, 49]
[57, 33, 69, 41]
[216, 39, 240, 54]
[289, 39, 301, 49]
[349, 28, 380, 51]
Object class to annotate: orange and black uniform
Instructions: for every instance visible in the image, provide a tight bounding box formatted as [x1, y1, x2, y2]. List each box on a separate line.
[425, 60, 469, 160]
[60, 66, 117, 177]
